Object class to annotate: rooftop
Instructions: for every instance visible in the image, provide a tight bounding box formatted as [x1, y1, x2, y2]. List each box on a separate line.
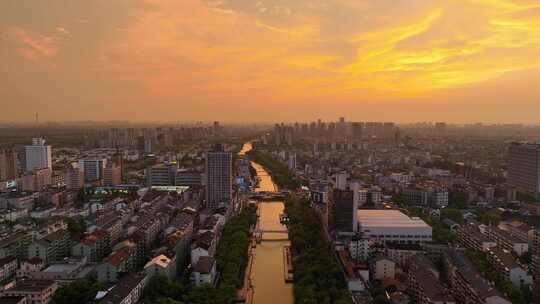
[100, 273, 146, 304]
[357, 210, 430, 228]
[144, 254, 171, 269]
[6, 280, 56, 293]
[194, 256, 215, 274]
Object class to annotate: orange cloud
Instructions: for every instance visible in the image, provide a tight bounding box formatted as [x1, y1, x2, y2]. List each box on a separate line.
[1, 0, 540, 122]
[2, 26, 59, 61]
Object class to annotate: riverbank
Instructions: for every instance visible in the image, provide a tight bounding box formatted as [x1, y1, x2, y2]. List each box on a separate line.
[247, 150, 300, 190]
[285, 195, 352, 304]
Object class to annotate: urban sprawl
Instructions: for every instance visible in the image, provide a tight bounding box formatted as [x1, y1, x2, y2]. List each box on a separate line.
[0, 119, 540, 304]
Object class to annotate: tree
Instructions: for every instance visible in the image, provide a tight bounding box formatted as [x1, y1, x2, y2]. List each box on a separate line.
[52, 279, 103, 304]
[480, 209, 501, 226]
[156, 298, 183, 304]
[65, 217, 86, 238]
[76, 187, 89, 207]
[373, 294, 391, 304]
[441, 208, 464, 224]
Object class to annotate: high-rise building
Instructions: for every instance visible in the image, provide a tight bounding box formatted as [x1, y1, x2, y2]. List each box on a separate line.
[205, 144, 232, 209]
[104, 164, 122, 186]
[330, 189, 358, 234]
[22, 167, 52, 192]
[0, 149, 18, 181]
[64, 163, 84, 190]
[351, 122, 363, 140]
[24, 138, 52, 172]
[79, 159, 107, 183]
[508, 143, 540, 197]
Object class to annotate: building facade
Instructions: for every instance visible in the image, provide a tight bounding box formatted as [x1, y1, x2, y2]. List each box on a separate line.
[205, 145, 232, 209]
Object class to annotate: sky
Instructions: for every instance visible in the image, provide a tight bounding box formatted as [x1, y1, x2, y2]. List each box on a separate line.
[1, 0, 540, 124]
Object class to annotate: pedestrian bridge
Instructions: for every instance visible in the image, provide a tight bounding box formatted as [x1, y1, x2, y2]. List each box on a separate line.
[254, 229, 289, 242]
[248, 191, 289, 200]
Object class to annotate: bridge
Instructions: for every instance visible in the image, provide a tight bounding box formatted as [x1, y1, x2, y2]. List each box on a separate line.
[248, 191, 289, 201]
[254, 229, 288, 234]
[254, 229, 289, 242]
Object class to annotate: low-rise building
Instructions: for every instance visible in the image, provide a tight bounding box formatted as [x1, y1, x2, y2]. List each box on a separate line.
[484, 226, 528, 256]
[0, 257, 17, 282]
[96, 244, 136, 283]
[28, 230, 70, 264]
[191, 256, 216, 286]
[99, 273, 147, 304]
[348, 234, 370, 263]
[2, 279, 58, 304]
[144, 254, 176, 280]
[0, 233, 32, 262]
[456, 224, 496, 252]
[409, 266, 455, 304]
[190, 231, 216, 267]
[386, 243, 423, 267]
[444, 248, 511, 304]
[17, 258, 44, 279]
[371, 254, 395, 281]
[357, 210, 432, 245]
[486, 247, 532, 288]
[0, 296, 27, 304]
[71, 229, 111, 263]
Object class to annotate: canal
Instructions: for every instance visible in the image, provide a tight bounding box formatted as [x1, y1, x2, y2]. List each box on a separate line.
[239, 143, 294, 304]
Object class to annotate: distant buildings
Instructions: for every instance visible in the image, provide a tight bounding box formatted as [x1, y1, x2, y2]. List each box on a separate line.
[21, 168, 52, 192]
[403, 186, 448, 208]
[205, 145, 232, 209]
[103, 164, 122, 186]
[0, 149, 18, 181]
[508, 142, 540, 198]
[146, 163, 177, 186]
[24, 138, 52, 172]
[79, 159, 107, 183]
[64, 163, 84, 190]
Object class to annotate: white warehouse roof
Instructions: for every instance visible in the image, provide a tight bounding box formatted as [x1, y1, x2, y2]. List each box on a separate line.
[357, 210, 430, 228]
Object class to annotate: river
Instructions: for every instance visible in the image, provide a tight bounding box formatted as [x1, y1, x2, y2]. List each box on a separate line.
[238, 143, 294, 304]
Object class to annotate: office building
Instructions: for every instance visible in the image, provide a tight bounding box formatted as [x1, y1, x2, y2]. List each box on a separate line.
[0, 149, 18, 181]
[205, 145, 232, 209]
[24, 138, 52, 172]
[79, 159, 107, 182]
[357, 210, 432, 244]
[104, 164, 122, 186]
[21, 168, 52, 192]
[175, 170, 202, 187]
[508, 142, 540, 197]
[146, 163, 177, 186]
[64, 163, 84, 190]
[330, 189, 358, 234]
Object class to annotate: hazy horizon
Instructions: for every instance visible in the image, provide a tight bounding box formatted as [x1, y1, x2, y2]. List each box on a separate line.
[2, 0, 540, 123]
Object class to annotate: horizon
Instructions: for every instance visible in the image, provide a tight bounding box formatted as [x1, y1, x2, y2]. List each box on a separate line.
[2, 118, 540, 127]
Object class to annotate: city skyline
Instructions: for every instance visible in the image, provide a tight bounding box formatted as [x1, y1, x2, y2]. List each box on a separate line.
[2, 0, 540, 123]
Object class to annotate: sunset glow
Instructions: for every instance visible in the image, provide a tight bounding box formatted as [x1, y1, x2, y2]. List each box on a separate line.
[2, 0, 540, 122]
